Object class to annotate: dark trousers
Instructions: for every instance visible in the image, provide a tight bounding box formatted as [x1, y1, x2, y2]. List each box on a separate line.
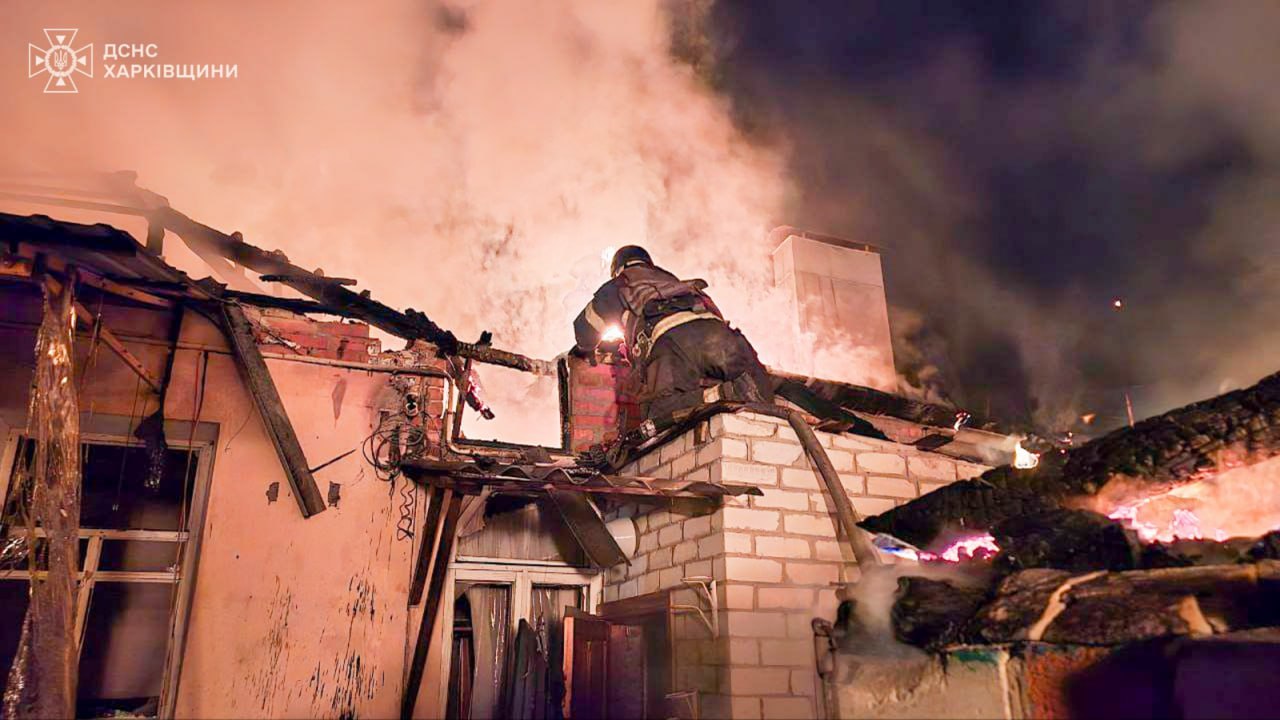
[640, 319, 774, 420]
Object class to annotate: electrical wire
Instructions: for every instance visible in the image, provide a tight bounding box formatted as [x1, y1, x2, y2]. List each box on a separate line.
[397, 479, 417, 543]
[360, 410, 426, 541]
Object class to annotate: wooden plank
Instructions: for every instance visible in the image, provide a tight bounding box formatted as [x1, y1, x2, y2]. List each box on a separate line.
[221, 303, 327, 518]
[562, 612, 610, 719]
[77, 269, 173, 308]
[87, 308, 163, 392]
[597, 590, 672, 621]
[1, 527, 188, 541]
[74, 535, 104, 653]
[44, 273, 163, 392]
[400, 491, 463, 720]
[408, 486, 447, 606]
[2, 569, 177, 583]
[607, 623, 647, 719]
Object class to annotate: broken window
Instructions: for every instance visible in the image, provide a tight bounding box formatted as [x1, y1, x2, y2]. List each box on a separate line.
[0, 435, 209, 718]
[454, 361, 569, 450]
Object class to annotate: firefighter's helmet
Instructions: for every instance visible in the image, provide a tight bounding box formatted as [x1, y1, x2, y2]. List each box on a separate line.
[610, 245, 653, 277]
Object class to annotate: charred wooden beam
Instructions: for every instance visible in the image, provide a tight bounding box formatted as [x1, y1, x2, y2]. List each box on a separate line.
[892, 576, 991, 651]
[401, 491, 463, 720]
[76, 269, 173, 308]
[889, 561, 1280, 651]
[44, 273, 163, 392]
[771, 370, 1002, 433]
[407, 486, 447, 606]
[963, 561, 1280, 647]
[154, 206, 556, 374]
[862, 370, 1280, 548]
[991, 508, 1142, 573]
[83, 310, 163, 393]
[220, 302, 326, 518]
[222, 289, 359, 318]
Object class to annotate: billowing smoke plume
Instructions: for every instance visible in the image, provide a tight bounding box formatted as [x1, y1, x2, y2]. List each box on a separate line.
[3, 0, 897, 389]
[706, 0, 1280, 431]
[10, 2, 1278, 433]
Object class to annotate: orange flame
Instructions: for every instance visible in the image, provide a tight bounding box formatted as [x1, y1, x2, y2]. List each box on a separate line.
[1014, 441, 1040, 469]
[936, 533, 1000, 562]
[1103, 454, 1280, 543]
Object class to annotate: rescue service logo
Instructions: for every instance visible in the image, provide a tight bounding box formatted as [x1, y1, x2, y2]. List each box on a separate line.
[25, 31, 238, 94]
[28, 28, 93, 94]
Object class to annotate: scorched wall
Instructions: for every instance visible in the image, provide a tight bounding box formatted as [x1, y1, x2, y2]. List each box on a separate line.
[0, 290, 444, 718]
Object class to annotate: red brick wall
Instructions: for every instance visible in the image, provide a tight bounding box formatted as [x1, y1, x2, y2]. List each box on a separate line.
[566, 356, 641, 450]
[249, 311, 640, 453]
[251, 309, 381, 363]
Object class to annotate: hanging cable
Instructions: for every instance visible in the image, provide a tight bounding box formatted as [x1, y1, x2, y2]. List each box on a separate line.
[359, 393, 427, 541]
[112, 374, 144, 514]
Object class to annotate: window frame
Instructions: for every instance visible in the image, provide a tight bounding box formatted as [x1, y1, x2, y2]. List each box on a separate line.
[0, 420, 217, 720]
[450, 357, 573, 452]
[434, 556, 602, 717]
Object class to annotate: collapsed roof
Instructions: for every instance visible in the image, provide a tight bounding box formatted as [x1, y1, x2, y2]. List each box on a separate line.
[860, 370, 1280, 549]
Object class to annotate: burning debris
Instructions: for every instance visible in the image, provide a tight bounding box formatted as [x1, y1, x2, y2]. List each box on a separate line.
[860, 369, 1280, 557]
[1013, 440, 1040, 469]
[840, 370, 1280, 663]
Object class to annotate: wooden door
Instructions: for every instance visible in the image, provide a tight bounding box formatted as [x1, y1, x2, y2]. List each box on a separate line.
[607, 624, 647, 719]
[563, 613, 609, 719]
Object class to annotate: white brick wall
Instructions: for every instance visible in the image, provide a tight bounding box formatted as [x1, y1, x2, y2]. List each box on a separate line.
[605, 411, 994, 720]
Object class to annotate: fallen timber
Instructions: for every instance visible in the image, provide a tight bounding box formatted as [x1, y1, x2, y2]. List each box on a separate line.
[861, 371, 1280, 548]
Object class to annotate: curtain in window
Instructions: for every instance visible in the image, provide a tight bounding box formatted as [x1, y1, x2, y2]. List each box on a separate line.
[529, 586, 579, 718]
[464, 585, 511, 720]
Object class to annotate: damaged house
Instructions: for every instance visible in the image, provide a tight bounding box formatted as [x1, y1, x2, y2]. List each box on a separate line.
[13, 173, 1238, 720]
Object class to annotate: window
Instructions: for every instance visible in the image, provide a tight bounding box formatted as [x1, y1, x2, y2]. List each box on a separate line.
[439, 563, 600, 718]
[0, 428, 214, 719]
[452, 359, 571, 451]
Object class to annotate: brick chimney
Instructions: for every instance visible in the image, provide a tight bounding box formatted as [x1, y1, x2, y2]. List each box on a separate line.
[770, 227, 896, 390]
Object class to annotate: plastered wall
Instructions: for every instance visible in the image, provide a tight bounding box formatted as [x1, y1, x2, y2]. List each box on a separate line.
[0, 291, 435, 718]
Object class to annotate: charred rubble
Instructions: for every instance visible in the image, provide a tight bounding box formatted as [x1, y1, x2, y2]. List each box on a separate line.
[845, 371, 1280, 653]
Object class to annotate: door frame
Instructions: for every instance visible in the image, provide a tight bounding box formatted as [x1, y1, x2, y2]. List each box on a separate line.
[0, 415, 218, 719]
[434, 558, 602, 717]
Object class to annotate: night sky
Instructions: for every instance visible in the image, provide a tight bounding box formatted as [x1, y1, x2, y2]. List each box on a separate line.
[694, 0, 1280, 432]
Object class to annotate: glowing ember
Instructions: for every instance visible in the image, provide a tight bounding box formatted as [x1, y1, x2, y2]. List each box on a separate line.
[1014, 441, 1040, 469]
[937, 533, 1000, 562]
[872, 533, 1000, 564]
[600, 324, 625, 343]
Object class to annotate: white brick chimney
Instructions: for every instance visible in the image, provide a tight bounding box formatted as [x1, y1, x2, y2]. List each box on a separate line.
[770, 227, 896, 390]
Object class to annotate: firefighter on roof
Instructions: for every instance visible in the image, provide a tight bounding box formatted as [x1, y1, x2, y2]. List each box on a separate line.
[573, 245, 774, 419]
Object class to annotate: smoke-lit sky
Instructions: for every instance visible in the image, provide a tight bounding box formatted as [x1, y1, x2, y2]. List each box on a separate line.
[701, 0, 1280, 429]
[3, 1, 1277, 435]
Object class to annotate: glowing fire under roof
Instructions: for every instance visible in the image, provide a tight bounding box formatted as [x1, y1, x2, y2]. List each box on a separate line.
[859, 370, 1280, 549]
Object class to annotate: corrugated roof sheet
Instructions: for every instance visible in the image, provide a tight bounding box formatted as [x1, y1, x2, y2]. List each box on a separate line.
[400, 458, 763, 500]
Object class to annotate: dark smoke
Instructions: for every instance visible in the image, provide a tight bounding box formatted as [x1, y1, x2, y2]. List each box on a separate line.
[697, 0, 1280, 432]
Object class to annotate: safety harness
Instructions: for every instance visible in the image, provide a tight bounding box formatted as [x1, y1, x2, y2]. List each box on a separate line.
[631, 297, 721, 361]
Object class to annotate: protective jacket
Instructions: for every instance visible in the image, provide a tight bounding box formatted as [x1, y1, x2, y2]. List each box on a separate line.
[573, 263, 722, 362]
